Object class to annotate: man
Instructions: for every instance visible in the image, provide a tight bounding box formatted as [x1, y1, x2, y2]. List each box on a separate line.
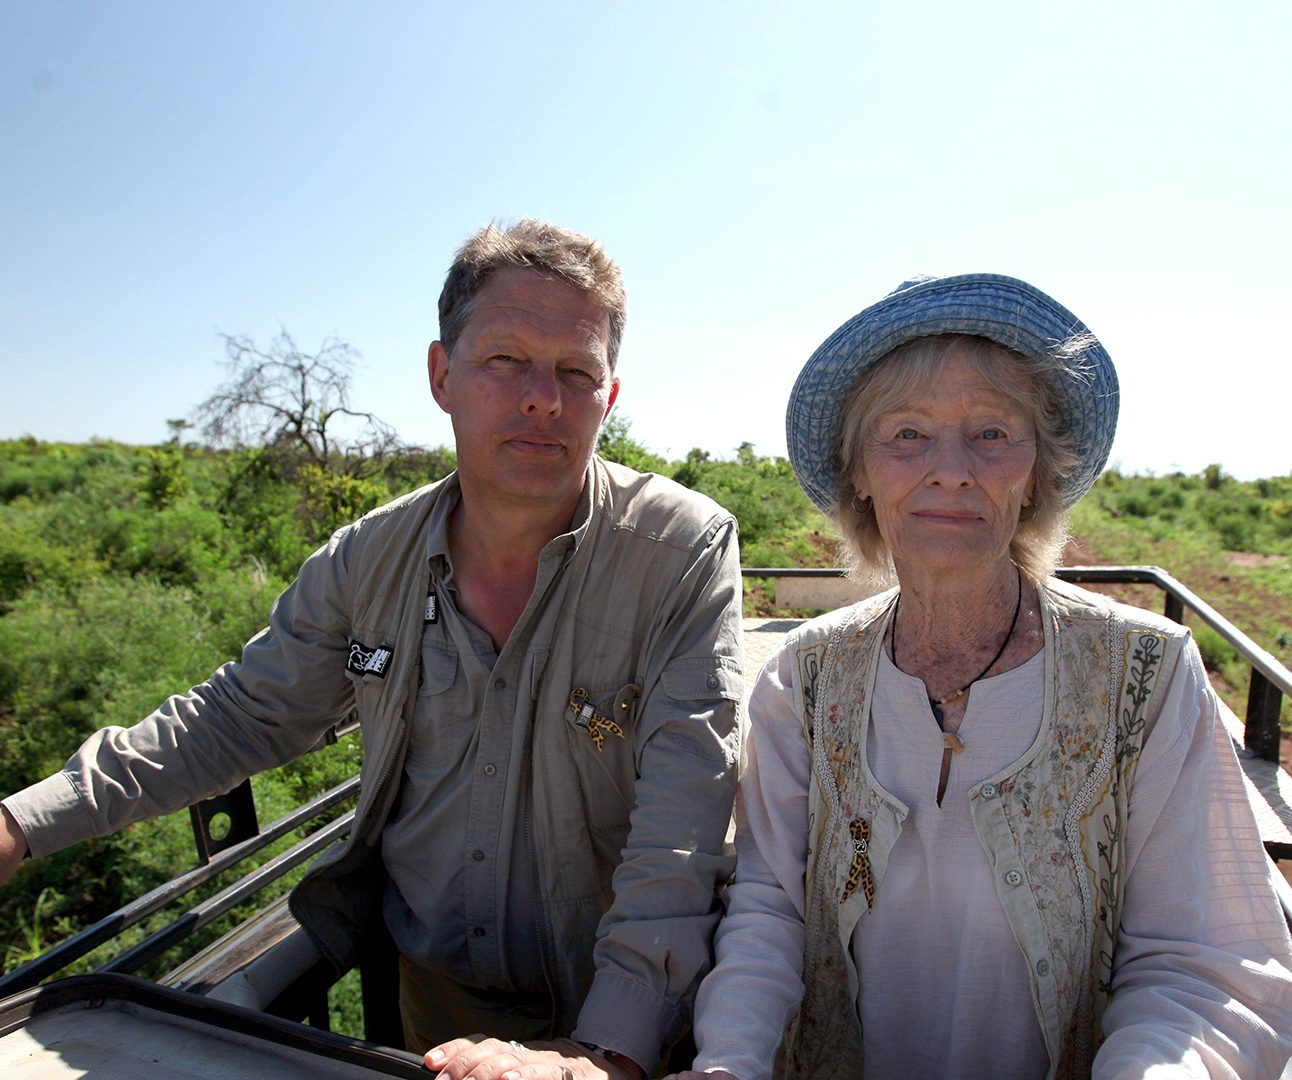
[0, 220, 744, 1079]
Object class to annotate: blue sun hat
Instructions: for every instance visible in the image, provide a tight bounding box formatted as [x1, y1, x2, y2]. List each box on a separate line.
[786, 273, 1119, 515]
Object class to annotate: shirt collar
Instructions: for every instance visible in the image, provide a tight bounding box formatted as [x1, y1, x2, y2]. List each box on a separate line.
[425, 472, 461, 566]
[425, 466, 597, 569]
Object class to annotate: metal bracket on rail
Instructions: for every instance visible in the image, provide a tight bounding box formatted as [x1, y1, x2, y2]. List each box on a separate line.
[189, 779, 260, 865]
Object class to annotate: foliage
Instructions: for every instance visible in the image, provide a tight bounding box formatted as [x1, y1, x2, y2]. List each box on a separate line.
[669, 442, 817, 547]
[1, 431, 1290, 1032]
[1069, 467, 1292, 732]
[139, 447, 190, 510]
[596, 414, 669, 474]
[1083, 467, 1292, 555]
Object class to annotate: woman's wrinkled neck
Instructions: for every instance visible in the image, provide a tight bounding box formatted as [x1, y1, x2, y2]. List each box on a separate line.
[892, 557, 1022, 654]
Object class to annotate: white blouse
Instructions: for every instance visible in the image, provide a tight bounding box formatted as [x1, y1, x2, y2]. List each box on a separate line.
[690, 634, 1292, 1079]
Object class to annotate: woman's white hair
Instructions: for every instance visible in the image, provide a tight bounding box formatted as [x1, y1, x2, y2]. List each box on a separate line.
[833, 333, 1084, 584]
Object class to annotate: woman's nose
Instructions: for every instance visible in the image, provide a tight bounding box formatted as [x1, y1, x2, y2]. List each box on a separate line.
[926, 435, 974, 487]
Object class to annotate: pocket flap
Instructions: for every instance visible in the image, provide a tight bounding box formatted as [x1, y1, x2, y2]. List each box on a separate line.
[660, 657, 743, 701]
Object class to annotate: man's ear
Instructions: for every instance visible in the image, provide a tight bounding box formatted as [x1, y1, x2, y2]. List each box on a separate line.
[603, 377, 620, 420]
[428, 342, 451, 412]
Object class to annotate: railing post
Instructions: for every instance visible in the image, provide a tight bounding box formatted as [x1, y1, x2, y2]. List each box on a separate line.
[1245, 669, 1285, 763]
[1164, 593, 1185, 624]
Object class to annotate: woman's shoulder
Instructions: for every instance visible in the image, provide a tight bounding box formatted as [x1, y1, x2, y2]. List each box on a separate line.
[1040, 575, 1191, 642]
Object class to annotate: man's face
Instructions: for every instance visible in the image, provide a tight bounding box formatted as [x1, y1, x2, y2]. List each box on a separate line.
[428, 266, 619, 516]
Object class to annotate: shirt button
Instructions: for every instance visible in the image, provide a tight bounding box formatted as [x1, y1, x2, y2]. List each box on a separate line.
[471, 849, 485, 862]
[483, 763, 497, 776]
[1037, 958, 1051, 976]
[1004, 869, 1024, 887]
[494, 678, 506, 691]
[472, 926, 486, 937]
[706, 674, 720, 690]
[980, 783, 998, 798]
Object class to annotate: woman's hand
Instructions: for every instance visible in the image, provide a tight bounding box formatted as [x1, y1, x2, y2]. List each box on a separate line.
[424, 1035, 640, 1080]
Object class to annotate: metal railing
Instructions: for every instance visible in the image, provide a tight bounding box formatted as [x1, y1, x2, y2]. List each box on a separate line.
[0, 777, 359, 1000]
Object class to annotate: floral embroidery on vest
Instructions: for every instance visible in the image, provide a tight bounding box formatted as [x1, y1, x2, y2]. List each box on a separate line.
[1095, 631, 1166, 994]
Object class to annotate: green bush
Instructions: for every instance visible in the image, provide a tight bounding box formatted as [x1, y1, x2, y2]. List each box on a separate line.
[597, 415, 669, 475]
[671, 444, 815, 547]
[0, 574, 275, 790]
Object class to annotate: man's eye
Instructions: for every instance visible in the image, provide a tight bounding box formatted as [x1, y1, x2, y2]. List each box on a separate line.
[896, 428, 920, 440]
[981, 428, 1003, 441]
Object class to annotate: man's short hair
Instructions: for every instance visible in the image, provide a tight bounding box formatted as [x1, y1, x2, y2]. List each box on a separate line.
[438, 219, 627, 369]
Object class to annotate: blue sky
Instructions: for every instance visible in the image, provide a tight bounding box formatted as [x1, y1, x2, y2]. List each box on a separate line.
[2, 1, 1288, 479]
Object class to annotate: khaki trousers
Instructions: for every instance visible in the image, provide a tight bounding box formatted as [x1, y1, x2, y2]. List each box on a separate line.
[397, 956, 556, 1055]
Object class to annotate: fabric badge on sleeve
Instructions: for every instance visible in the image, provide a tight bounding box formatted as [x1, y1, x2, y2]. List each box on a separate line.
[347, 639, 394, 678]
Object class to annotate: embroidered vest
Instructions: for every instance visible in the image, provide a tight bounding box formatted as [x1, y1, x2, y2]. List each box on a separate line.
[779, 577, 1185, 1080]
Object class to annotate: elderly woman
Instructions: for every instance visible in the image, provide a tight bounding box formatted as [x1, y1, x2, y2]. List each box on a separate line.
[677, 275, 1292, 1079]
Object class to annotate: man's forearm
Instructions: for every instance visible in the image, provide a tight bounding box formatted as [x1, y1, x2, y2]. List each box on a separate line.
[0, 802, 31, 885]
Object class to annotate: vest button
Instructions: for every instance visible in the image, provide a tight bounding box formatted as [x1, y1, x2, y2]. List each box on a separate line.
[980, 783, 998, 798]
[1037, 958, 1051, 976]
[471, 849, 485, 862]
[1004, 868, 1024, 886]
[483, 763, 497, 776]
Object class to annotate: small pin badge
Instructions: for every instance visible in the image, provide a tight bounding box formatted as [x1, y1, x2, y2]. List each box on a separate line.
[567, 688, 625, 752]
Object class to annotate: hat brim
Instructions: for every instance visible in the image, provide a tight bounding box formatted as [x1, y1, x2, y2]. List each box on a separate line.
[785, 273, 1119, 515]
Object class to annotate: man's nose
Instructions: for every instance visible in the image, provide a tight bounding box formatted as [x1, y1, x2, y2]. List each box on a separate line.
[521, 366, 562, 416]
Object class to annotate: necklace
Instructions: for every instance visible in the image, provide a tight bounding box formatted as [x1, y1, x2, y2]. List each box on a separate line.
[892, 566, 1023, 726]
[892, 567, 1023, 807]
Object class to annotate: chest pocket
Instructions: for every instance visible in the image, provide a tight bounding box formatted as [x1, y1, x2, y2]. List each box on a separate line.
[565, 682, 640, 753]
[411, 645, 467, 769]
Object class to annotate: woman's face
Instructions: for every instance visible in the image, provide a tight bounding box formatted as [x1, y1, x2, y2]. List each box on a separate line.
[854, 347, 1038, 579]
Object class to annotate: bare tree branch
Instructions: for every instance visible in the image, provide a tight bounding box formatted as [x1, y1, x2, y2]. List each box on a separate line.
[194, 330, 404, 475]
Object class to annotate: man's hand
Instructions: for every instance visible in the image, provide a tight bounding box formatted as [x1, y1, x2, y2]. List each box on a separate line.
[666, 1073, 741, 1080]
[0, 805, 30, 886]
[423, 1035, 639, 1080]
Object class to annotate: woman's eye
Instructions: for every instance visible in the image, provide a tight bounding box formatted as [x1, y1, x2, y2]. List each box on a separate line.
[896, 428, 920, 440]
[980, 428, 1003, 441]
